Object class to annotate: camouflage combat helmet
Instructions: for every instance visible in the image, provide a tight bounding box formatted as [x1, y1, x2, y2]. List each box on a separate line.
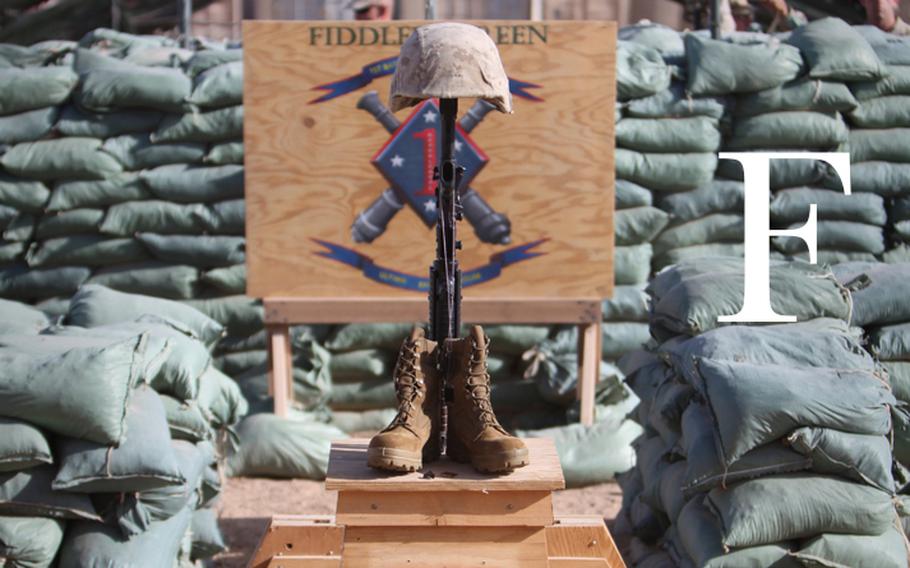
[389, 22, 512, 114]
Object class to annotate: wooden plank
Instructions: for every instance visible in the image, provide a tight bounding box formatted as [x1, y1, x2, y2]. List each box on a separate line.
[577, 318, 601, 426]
[341, 526, 549, 568]
[265, 557, 342, 568]
[325, 438, 564, 492]
[336, 490, 553, 527]
[548, 559, 610, 567]
[267, 324, 292, 417]
[546, 515, 626, 568]
[249, 515, 343, 568]
[244, 20, 614, 300]
[263, 297, 602, 324]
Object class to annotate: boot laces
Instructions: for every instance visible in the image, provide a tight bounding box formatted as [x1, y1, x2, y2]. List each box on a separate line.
[466, 338, 506, 433]
[385, 340, 424, 433]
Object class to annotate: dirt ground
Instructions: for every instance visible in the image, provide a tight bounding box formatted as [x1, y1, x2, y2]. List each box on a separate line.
[214, 476, 623, 567]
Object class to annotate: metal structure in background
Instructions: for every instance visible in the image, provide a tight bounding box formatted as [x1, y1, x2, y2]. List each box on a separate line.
[180, 0, 193, 46]
[425, 0, 436, 19]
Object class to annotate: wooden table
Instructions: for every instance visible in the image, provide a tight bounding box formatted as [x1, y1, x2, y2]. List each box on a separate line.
[249, 438, 625, 567]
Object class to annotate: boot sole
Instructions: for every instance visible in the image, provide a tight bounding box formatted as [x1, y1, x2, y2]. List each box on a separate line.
[449, 447, 530, 474]
[367, 447, 422, 472]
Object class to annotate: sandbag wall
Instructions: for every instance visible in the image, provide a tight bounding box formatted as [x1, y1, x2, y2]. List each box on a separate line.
[0, 287, 247, 566]
[618, 18, 910, 267]
[614, 258, 907, 567]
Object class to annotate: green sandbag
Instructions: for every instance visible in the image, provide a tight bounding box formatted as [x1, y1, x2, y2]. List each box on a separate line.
[190, 507, 226, 560]
[237, 356, 332, 413]
[735, 78, 858, 116]
[653, 214, 743, 256]
[0, 205, 16, 230]
[894, 220, 910, 241]
[201, 263, 245, 294]
[836, 263, 910, 326]
[0, 418, 51, 472]
[884, 361, 910, 401]
[519, 412, 642, 488]
[624, 84, 726, 119]
[849, 129, 910, 163]
[77, 61, 191, 112]
[616, 149, 717, 193]
[614, 243, 652, 285]
[101, 134, 205, 170]
[850, 65, 910, 100]
[696, 359, 893, 466]
[771, 187, 885, 226]
[0, 241, 25, 263]
[884, 245, 910, 263]
[616, 41, 671, 101]
[201, 198, 244, 234]
[676, 498, 798, 568]
[2, 214, 34, 241]
[189, 61, 243, 107]
[199, 464, 220, 508]
[616, 116, 720, 153]
[602, 321, 650, 360]
[792, 524, 908, 568]
[58, 505, 191, 568]
[100, 201, 212, 235]
[787, 426, 895, 493]
[483, 325, 552, 356]
[657, 180, 742, 223]
[52, 386, 183, 493]
[33, 296, 67, 319]
[326, 323, 415, 352]
[0, 43, 59, 67]
[0, 515, 65, 568]
[136, 233, 245, 268]
[34, 208, 104, 239]
[657, 461, 687, 522]
[602, 285, 649, 322]
[650, 264, 850, 340]
[892, 197, 910, 222]
[0, 138, 124, 181]
[788, 248, 875, 265]
[848, 95, 910, 128]
[0, 106, 58, 145]
[0, 335, 144, 444]
[160, 396, 212, 442]
[152, 105, 243, 143]
[196, 366, 248, 428]
[705, 474, 893, 548]
[787, 17, 886, 81]
[0, 298, 48, 335]
[720, 155, 835, 190]
[329, 408, 398, 434]
[87, 262, 199, 300]
[181, 295, 262, 337]
[0, 264, 91, 300]
[0, 466, 98, 521]
[100, 440, 206, 538]
[729, 111, 848, 149]
[615, 180, 653, 209]
[870, 322, 910, 360]
[26, 235, 149, 268]
[330, 348, 391, 383]
[227, 413, 346, 479]
[330, 377, 396, 411]
[215, 349, 266, 376]
[647, 256, 815, 301]
[77, 30, 177, 56]
[615, 206, 669, 247]
[204, 140, 243, 165]
[774, 220, 884, 255]
[185, 49, 243, 77]
[67, 285, 224, 346]
[50, 315, 211, 402]
[684, 34, 803, 95]
[55, 105, 164, 138]
[139, 163, 244, 202]
[619, 22, 684, 60]
[844, 161, 910, 197]
[0, 66, 77, 115]
[47, 174, 150, 212]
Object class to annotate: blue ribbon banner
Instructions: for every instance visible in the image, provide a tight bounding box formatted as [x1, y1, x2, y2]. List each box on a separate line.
[313, 238, 548, 291]
[310, 56, 543, 104]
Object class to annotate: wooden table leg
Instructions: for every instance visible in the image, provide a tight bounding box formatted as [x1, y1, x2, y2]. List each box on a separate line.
[576, 320, 602, 427]
[267, 324, 293, 418]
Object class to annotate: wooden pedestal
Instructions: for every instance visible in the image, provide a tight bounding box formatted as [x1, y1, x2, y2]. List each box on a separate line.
[249, 438, 624, 568]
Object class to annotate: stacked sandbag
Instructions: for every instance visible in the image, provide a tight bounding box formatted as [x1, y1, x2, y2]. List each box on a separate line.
[0, 288, 247, 566]
[614, 257, 905, 567]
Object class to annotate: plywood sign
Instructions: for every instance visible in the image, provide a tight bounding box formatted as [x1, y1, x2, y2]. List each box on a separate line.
[244, 20, 616, 299]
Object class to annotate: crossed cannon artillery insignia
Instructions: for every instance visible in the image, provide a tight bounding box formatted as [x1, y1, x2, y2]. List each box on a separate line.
[351, 91, 512, 246]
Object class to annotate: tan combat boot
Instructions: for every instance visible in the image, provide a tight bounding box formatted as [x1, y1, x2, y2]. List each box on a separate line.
[445, 325, 529, 473]
[367, 326, 440, 472]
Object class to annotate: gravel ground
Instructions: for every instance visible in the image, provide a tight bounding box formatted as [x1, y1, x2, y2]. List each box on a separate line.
[213, 477, 622, 567]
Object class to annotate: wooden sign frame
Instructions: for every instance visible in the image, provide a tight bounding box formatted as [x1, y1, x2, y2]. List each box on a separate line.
[244, 20, 617, 425]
